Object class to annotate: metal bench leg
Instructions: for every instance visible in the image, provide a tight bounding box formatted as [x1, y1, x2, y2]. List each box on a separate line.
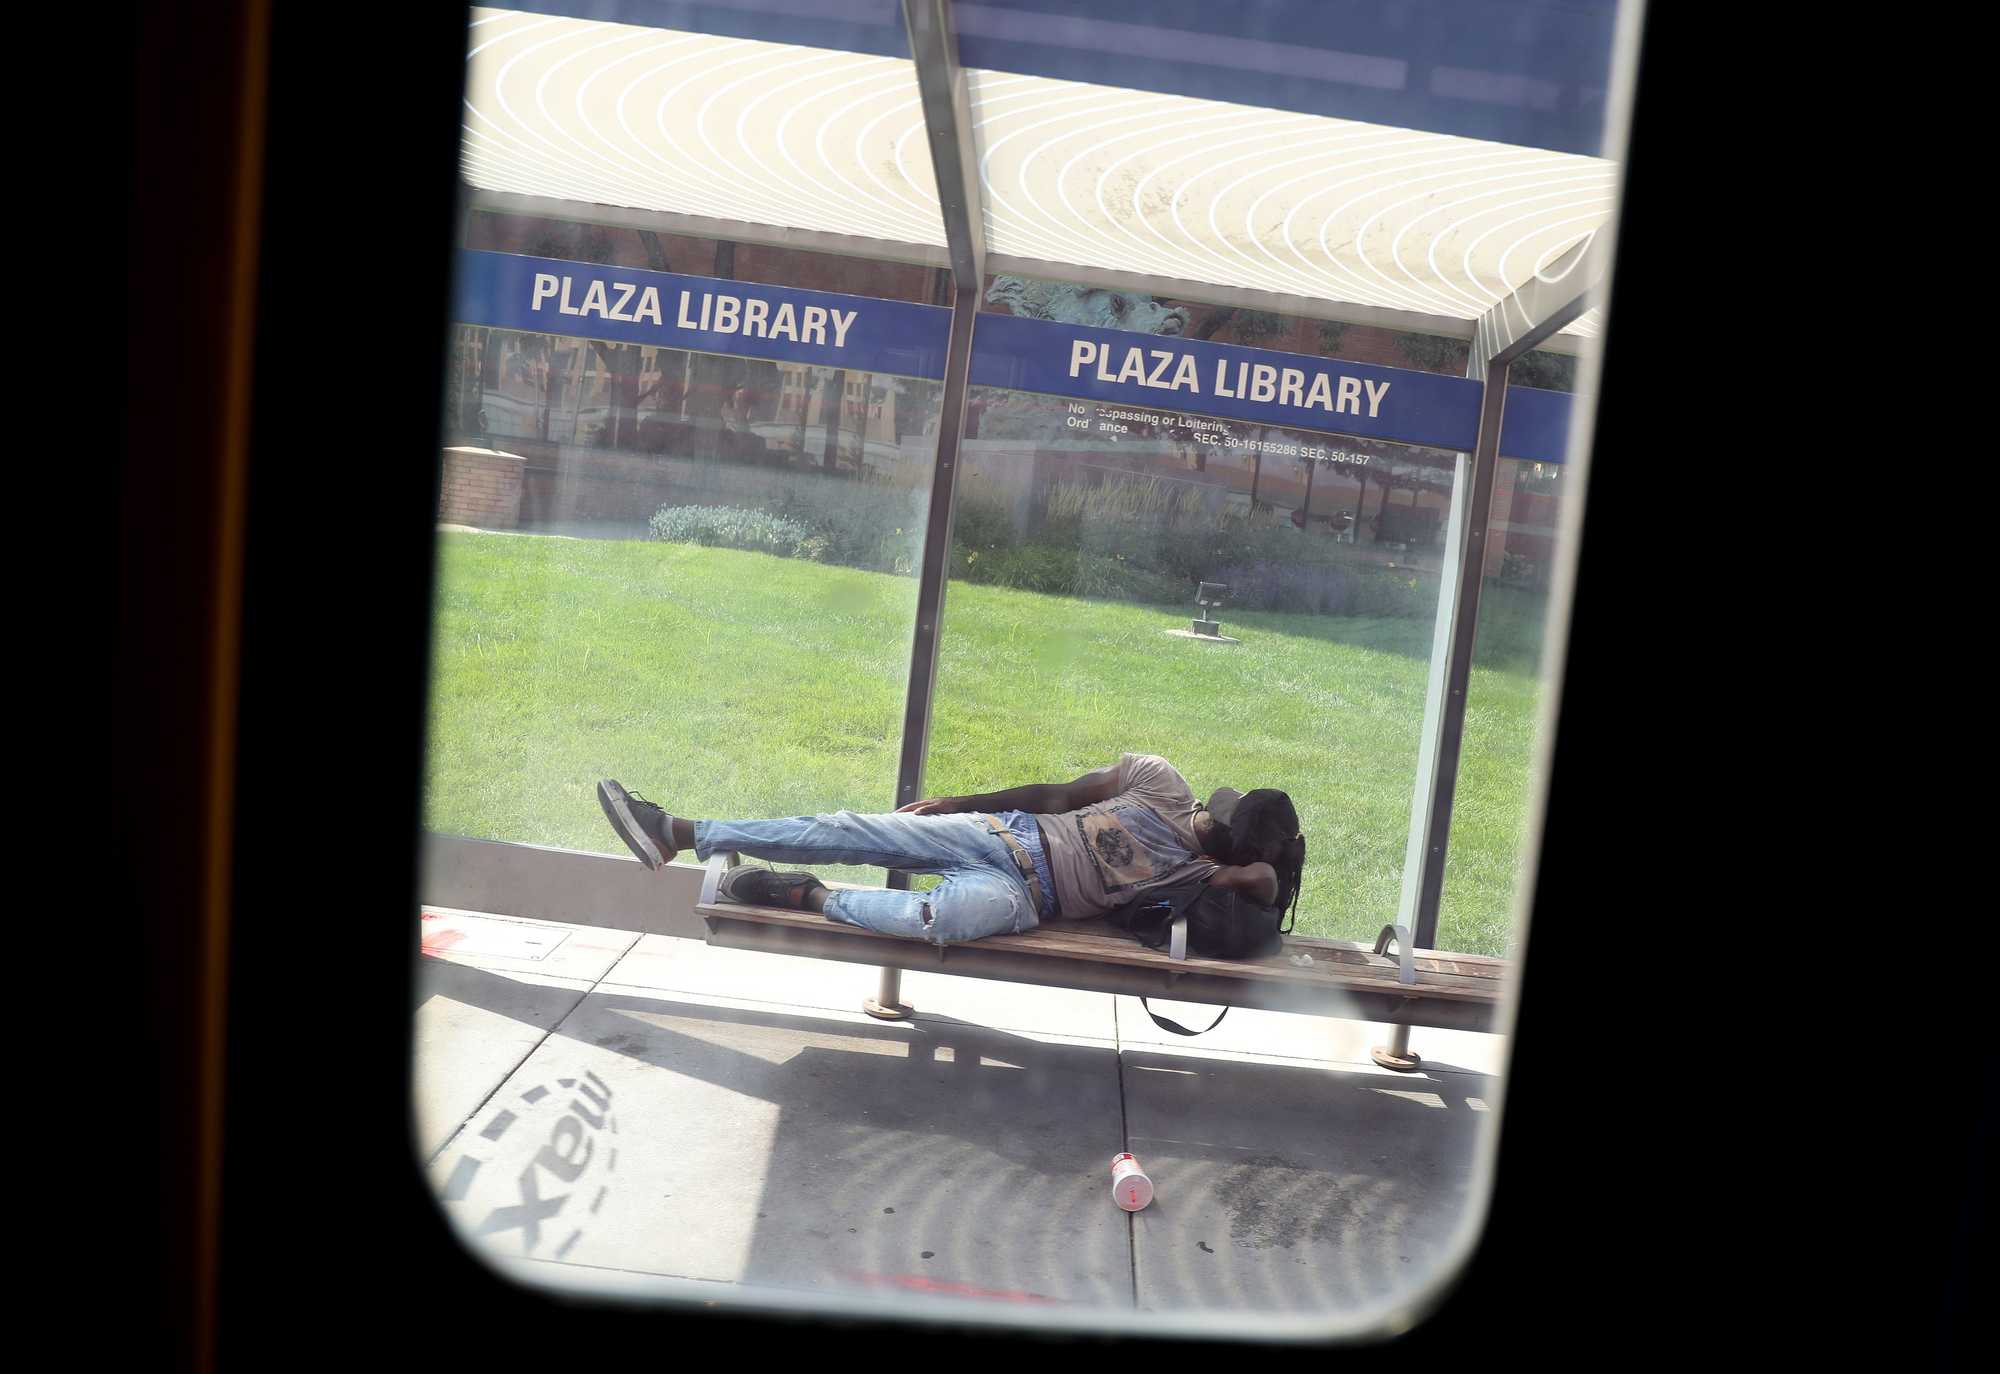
[712, 850, 913, 1019]
[864, 966, 914, 1020]
[1372, 1023, 1421, 1072]
[1370, 924, 1421, 1070]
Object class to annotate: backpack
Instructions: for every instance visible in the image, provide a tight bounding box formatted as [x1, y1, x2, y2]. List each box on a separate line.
[1102, 872, 1294, 1035]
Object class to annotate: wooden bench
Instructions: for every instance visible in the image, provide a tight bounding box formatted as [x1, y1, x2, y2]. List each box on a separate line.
[696, 854, 1506, 1067]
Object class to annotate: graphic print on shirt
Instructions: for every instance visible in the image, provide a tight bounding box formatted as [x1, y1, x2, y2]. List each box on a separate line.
[1073, 800, 1195, 896]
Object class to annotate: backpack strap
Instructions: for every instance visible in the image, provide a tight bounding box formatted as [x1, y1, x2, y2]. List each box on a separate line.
[1139, 998, 1229, 1036]
[1105, 872, 1214, 953]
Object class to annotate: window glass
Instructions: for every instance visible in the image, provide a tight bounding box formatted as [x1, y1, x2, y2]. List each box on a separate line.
[427, 216, 946, 886]
[954, 0, 1619, 154]
[1437, 357, 1579, 956]
[415, 0, 1632, 1340]
[930, 277, 1468, 945]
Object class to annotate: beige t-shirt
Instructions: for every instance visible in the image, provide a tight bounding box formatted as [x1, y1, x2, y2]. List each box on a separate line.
[1035, 753, 1216, 920]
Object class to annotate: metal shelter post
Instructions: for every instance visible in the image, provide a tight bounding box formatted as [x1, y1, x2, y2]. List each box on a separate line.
[866, 0, 985, 1021]
[1380, 233, 1606, 1069]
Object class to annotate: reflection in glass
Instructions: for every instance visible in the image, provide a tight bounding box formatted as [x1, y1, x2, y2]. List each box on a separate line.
[426, 219, 944, 894]
[416, 0, 1628, 1337]
[924, 274, 1490, 947]
[1437, 442, 1573, 956]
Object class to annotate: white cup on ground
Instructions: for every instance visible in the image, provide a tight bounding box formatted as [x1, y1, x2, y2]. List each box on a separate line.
[1110, 1152, 1153, 1211]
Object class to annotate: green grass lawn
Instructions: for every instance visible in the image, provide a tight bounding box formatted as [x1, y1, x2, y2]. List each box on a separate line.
[424, 531, 1543, 956]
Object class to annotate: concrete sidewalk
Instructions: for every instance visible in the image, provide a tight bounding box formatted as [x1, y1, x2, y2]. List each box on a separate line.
[415, 904, 1506, 1334]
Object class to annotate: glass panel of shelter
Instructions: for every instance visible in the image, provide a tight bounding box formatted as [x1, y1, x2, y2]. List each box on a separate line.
[419, 0, 1625, 1338]
[1435, 357, 1581, 958]
[427, 211, 949, 894]
[926, 274, 1485, 948]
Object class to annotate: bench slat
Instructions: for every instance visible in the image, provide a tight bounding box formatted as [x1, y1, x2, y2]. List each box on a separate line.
[697, 909, 1499, 1031]
[1288, 938, 1510, 980]
[1031, 925, 1508, 983]
[693, 900, 1505, 1006]
[981, 923, 1497, 998]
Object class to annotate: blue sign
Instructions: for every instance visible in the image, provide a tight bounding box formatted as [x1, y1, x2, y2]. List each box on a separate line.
[1496, 385, 1574, 465]
[970, 313, 1576, 464]
[970, 313, 1487, 453]
[453, 248, 1576, 463]
[452, 250, 951, 381]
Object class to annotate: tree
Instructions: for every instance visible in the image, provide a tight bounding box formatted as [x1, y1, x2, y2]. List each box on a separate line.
[526, 225, 637, 446]
[587, 340, 643, 448]
[683, 240, 739, 461]
[1395, 332, 1472, 376]
[1508, 348, 1578, 392]
[445, 328, 474, 437]
[820, 370, 847, 471]
[1191, 306, 1284, 345]
[793, 367, 815, 457]
[1185, 309, 1285, 476]
[527, 224, 616, 265]
[1189, 306, 1236, 341]
[1392, 333, 1577, 390]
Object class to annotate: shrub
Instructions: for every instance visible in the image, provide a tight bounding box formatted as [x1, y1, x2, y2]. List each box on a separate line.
[1465, 581, 1549, 671]
[1211, 559, 1335, 614]
[1043, 475, 1210, 526]
[1149, 525, 1240, 588]
[772, 483, 927, 574]
[648, 482, 1449, 626]
[651, 484, 930, 576]
[973, 543, 1077, 595]
[949, 497, 1019, 561]
[648, 505, 815, 557]
[1344, 566, 1436, 618]
[1073, 552, 1183, 604]
[952, 541, 1180, 604]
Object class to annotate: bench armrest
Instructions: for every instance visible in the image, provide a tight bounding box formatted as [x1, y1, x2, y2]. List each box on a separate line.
[1373, 924, 1418, 985]
[699, 850, 740, 906]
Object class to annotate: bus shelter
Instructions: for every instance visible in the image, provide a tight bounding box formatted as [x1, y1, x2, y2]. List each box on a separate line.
[418, 0, 1631, 1335]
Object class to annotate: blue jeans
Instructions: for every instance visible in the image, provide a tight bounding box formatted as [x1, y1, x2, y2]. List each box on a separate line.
[693, 810, 1040, 946]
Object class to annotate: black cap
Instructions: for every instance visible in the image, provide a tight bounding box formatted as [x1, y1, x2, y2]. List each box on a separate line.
[1205, 787, 1299, 861]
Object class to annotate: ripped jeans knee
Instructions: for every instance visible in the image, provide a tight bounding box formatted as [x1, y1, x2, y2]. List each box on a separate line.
[822, 870, 1032, 945]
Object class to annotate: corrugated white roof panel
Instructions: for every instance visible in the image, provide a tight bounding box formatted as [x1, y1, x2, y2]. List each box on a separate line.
[461, 8, 1611, 337]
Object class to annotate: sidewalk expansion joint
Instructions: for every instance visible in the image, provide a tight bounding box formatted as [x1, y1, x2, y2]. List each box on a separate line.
[1113, 996, 1138, 1309]
[424, 934, 641, 1167]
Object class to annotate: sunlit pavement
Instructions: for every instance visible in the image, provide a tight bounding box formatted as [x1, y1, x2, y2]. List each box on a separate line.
[416, 905, 1505, 1323]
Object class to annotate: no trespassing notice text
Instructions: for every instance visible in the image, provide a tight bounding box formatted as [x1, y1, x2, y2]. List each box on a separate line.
[1065, 402, 1375, 464]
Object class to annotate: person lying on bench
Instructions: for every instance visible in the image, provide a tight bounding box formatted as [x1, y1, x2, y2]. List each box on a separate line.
[596, 754, 1304, 947]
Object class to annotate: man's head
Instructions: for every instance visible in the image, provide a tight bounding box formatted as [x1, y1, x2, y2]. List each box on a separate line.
[1202, 787, 1306, 917]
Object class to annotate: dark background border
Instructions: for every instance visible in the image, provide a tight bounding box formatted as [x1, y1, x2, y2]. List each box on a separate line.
[115, 3, 1977, 1366]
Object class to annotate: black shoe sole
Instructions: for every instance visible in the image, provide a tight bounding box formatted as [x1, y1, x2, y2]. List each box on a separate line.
[597, 780, 664, 870]
[717, 867, 824, 908]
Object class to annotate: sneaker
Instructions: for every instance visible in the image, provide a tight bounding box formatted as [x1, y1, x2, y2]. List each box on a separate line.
[716, 865, 826, 910]
[597, 780, 677, 869]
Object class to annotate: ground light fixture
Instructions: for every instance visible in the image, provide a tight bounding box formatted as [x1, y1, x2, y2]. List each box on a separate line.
[1193, 581, 1228, 637]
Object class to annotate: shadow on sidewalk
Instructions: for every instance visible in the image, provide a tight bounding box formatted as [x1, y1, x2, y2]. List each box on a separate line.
[418, 959, 1495, 1319]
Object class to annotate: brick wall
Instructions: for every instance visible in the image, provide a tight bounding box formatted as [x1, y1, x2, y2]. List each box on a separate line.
[483, 436, 934, 533]
[438, 447, 527, 528]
